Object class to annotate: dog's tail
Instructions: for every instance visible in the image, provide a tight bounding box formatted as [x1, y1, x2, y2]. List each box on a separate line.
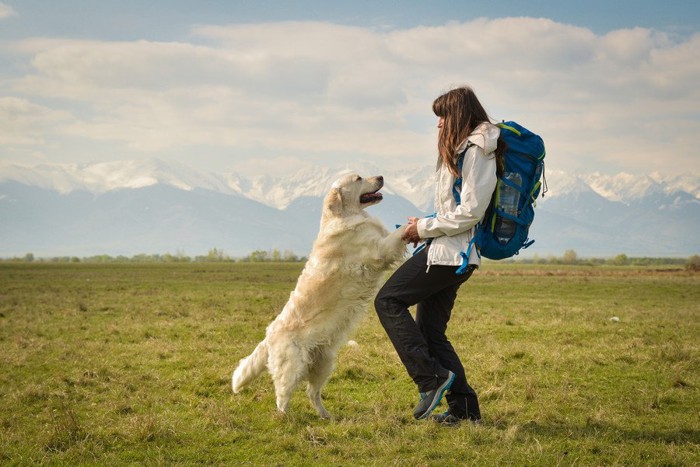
[232, 339, 268, 393]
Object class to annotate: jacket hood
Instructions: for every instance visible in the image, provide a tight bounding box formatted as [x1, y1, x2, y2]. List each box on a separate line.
[457, 122, 500, 154]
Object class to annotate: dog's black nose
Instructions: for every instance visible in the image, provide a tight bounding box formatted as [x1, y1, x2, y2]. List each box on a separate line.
[377, 175, 384, 183]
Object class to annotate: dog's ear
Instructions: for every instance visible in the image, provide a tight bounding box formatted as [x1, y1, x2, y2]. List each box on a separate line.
[324, 187, 343, 216]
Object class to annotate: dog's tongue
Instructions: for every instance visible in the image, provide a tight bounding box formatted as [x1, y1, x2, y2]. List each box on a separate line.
[360, 191, 383, 203]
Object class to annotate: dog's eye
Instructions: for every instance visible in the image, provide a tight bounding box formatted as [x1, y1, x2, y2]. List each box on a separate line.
[356, 176, 362, 182]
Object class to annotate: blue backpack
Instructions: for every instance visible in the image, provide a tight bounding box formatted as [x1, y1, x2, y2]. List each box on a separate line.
[456, 121, 546, 268]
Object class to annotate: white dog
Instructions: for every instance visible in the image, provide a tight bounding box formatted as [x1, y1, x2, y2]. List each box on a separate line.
[231, 173, 407, 418]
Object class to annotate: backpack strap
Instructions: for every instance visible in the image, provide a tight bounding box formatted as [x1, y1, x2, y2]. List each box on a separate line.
[452, 142, 477, 274]
[452, 155, 464, 205]
[456, 236, 480, 274]
[451, 142, 474, 205]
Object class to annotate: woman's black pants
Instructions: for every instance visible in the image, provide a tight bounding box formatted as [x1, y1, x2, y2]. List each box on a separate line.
[374, 247, 481, 420]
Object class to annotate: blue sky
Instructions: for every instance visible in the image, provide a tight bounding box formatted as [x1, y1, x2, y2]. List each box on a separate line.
[2, 1, 698, 39]
[1, 1, 698, 177]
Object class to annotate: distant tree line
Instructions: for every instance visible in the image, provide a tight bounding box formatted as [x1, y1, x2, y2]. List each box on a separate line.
[504, 249, 697, 269]
[3, 248, 305, 264]
[3, 250, 699, 270]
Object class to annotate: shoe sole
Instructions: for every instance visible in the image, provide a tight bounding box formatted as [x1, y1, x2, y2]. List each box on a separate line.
[430, 413, 459, 425]
[416, 372, 455, 420]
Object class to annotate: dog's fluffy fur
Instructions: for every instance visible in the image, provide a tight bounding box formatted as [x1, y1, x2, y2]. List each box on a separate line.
[231, 173, 406, 418]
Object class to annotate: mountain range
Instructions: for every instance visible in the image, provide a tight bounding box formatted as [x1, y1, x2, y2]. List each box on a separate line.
[1, 158, 698, 258]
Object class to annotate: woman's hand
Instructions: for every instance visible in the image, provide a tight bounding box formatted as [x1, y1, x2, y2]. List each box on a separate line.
[402, 217, 422, 247]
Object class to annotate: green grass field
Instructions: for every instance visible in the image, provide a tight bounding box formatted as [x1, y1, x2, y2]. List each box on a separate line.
[1, 262, 698, 465]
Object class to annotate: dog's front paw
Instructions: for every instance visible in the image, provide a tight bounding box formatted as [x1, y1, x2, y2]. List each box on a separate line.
[392, 224, 407, 238]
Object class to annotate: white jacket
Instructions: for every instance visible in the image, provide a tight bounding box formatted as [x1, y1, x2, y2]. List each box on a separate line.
[416, 122, 500, 269]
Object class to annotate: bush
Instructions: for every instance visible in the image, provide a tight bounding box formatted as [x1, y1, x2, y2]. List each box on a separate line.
[611, 253, 629, 266]
[561, 249, 578, 264]
[687, 255, 700, 272]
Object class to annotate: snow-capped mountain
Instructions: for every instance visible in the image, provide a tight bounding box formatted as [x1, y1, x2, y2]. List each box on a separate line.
[0, 159, 234, 194]
[651, 172, 700, 200]
[0, 158, 436, 210]
[0, 159, 698, 258]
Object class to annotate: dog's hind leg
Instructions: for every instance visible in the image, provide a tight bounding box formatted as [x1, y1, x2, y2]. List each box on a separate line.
[306, 349, 335, 419]
[269, 344, 308, 415]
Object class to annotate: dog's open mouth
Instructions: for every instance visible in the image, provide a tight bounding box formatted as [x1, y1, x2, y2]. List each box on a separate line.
[360, 189, 383, 204]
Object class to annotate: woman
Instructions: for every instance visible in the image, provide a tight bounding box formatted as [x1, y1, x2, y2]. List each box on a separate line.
[374, 86, 503, 424]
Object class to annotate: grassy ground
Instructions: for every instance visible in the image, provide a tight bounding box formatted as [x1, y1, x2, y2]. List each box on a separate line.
[0, 262, 698, 465]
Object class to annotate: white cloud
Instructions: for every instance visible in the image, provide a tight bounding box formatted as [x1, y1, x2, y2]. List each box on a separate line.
[0, 2, 16, 19]
[4, 18, 700, 176]
[0, 97, 73, 145]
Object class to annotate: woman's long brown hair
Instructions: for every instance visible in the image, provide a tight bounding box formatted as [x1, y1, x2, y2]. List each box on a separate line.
[432, 86, 505, 177]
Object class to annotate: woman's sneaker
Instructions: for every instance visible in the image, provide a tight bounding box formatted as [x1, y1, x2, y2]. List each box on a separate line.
[429, 411, 461, 426]
[413, 371, 455, 420]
